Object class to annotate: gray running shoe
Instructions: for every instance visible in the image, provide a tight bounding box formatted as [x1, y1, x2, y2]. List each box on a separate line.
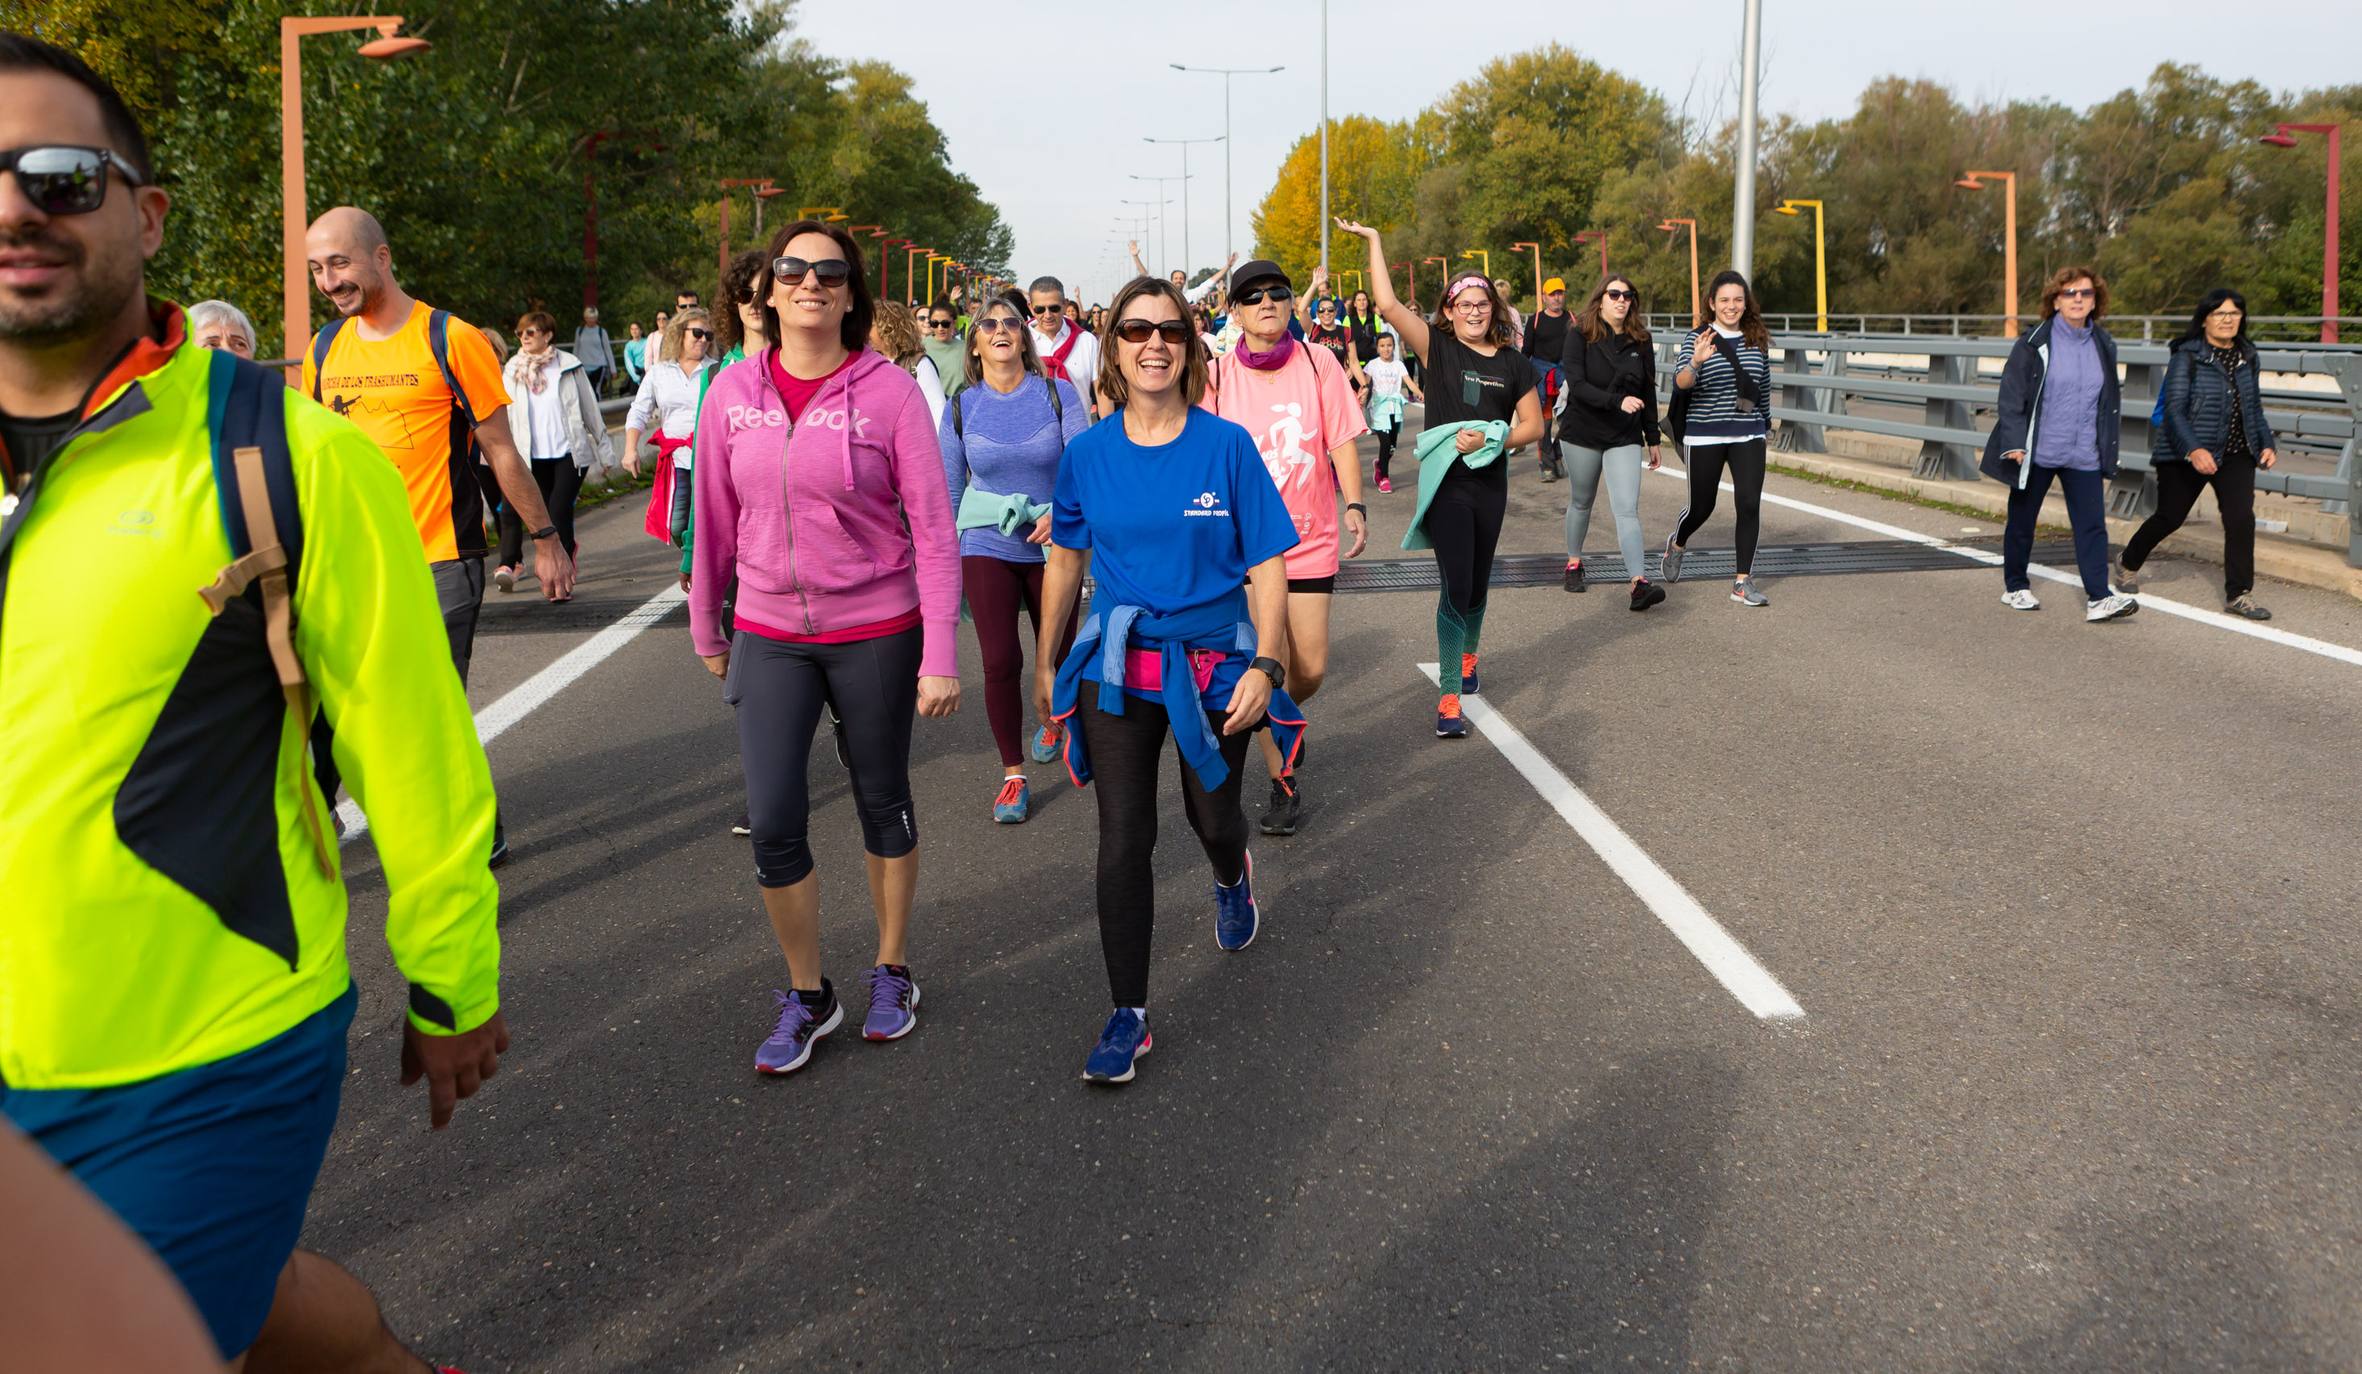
[2224, 594, 2271, 621]
[1730, 578, 1768, 607]
[2111, 558, 2140, 593]
[1661, 528, 1685, 584]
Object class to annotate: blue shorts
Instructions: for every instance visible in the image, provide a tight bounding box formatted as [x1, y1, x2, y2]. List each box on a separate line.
[1, 981, 356, 1359]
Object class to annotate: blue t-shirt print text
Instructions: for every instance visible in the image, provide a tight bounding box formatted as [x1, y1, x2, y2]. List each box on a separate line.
[1052, 408, 1298, 619]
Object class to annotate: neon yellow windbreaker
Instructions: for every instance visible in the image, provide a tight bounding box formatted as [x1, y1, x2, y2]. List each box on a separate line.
[0, 304, 501, 1090]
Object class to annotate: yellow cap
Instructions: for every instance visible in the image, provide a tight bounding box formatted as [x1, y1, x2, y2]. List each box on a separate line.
[1542, 277, 1566, 293]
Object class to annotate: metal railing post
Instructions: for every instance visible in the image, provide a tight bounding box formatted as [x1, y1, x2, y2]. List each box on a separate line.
[1777, 342, 1827, 453]
[1914, 351, 1978, 479]
[2111, 357, 2165, 519]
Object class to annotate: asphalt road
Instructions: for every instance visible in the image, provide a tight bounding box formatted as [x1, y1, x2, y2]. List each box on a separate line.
[316, 414, 2362, 1372]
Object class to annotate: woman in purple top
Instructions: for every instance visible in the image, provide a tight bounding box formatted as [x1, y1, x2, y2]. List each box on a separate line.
[940, 292, 1091, 822]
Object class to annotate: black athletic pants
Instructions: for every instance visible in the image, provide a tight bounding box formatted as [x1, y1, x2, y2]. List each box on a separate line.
[1674, 437, 1767, 575]
[1078, 694, 1251, 1007]
[496, 455, 584, 565]
[2122, 452, 2257, 599]
[1372, 417, 1402, 480]
[1425, 471, 1507, 615]
[727, 627, 921, 888]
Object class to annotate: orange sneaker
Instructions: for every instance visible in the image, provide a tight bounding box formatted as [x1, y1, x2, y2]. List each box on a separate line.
[1436, 693, 1467, 739]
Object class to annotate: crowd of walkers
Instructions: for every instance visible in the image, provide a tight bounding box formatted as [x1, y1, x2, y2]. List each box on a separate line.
[0, 28, 2317, 1372]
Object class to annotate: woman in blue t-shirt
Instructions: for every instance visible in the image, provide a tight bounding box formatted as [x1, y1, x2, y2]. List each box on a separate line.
[1033, 275, 1304, 1086]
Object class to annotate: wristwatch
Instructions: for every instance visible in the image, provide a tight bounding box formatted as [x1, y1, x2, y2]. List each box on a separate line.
[1345, 502, 1368, 518]
[529, 524, 559, 541]
[1249, 655, 1286, 692]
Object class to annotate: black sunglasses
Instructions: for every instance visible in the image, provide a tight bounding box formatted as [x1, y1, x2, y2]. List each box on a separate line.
[1234, 285, 1293, 306]
[685, 327, 714, 340]
[1603, 288, 1636, 301]
[0, 145, 145, 216]
[771, 256, 853, 287]
[1031, 303, 1065, 316]
[929, 316, 956, 328]
[1113, 319, 1192, 345]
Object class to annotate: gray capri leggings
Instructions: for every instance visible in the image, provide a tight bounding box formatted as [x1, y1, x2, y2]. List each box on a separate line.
[1559, 442, 1648, 575]
[724, 626, 921, 888]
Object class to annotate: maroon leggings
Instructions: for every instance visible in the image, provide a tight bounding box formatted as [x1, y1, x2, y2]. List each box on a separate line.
[963, 555, 1077, 766]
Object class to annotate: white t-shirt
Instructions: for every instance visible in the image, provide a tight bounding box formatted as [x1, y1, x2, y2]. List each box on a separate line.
[1030, 321, 1099, 409]
[1362, 356, 1408, 400]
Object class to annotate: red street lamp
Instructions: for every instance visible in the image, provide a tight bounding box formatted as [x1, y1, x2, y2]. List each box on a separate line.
[876, 235, 907, 300]
[1574, 229, 1609, 278]
[280, 15, 430, 362]
[2260, 122, 2343, 344]
[718, 177, 775, 278]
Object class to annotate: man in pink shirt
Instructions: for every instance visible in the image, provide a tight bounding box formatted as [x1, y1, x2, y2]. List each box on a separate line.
[1203, 259, 1367, 837]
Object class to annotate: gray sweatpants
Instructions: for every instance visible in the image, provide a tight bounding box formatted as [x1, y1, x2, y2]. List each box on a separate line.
[1560, 442, 1648, 576]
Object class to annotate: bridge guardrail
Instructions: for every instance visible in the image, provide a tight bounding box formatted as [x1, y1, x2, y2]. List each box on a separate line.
[1644, 313, 2362, 345]
[1648, 333, 2362, 568]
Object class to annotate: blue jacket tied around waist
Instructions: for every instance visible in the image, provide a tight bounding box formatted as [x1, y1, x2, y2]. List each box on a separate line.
[1052, 600, 1306, 793]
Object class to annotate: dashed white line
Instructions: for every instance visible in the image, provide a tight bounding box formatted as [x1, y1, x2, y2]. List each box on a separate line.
[338, 584, 687, 841]
[1650, 464, 2362, 669]
[1417, 662, 1806, 1022]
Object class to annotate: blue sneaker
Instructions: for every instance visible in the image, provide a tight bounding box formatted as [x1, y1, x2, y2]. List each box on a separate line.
[1459, 651, 1481, 695]
[862, 964, 919, 1041]
[1083, 1008, 1152, 1084]
[1436, 695, 1468, 740]
[1029, 722, 1063, 764]
[1215, 850, 1259, 951]
[755, 982, 841, 1075]
[992, 775, 1030, 824]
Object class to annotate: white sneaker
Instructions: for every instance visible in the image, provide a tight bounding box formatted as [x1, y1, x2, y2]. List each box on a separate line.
[2000, 589, 2041, 611]
[2085, 593, 2139, 622]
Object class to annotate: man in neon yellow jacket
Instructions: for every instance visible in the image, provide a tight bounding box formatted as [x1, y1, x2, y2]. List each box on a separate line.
[0, 34, 504, 1372]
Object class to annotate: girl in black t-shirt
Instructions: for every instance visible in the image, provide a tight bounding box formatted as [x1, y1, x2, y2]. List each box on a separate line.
[1335, 216, 1543, 739]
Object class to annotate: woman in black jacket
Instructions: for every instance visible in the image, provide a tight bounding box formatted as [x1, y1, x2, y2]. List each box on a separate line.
[2115, 288, 2280, 620]
[1556, 274, 1665, 609]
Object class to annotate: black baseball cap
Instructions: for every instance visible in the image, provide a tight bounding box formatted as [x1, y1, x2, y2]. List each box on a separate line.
[1230, 259, 1289, 296]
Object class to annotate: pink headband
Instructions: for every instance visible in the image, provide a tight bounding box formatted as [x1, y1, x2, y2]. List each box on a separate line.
[1445, 274, 1492, 305]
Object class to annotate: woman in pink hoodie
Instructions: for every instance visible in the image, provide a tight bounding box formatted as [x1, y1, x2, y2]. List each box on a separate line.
[689, 220, 963, 1077]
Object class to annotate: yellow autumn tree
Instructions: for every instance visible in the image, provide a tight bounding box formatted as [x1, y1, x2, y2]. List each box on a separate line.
[1249, 114, 1436, 291]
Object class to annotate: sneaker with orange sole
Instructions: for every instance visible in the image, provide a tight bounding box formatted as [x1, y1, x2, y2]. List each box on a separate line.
[1459, 652, 1481, 695]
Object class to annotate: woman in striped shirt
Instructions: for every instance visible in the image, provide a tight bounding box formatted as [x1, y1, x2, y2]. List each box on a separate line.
[1661, 271, 1774, 607]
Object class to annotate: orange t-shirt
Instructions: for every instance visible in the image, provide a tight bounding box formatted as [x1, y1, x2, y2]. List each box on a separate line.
[303, 302, 510, 562]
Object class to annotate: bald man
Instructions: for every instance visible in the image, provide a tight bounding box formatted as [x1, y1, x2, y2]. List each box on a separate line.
[303, 206, 569, 866]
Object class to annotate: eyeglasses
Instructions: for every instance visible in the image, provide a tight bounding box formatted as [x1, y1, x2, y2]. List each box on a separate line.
[685, 328, 713, 341]
[1451, 299, 1491, 313]
[0, 145, 146, 216]
[973, 316, 1023, 334]
[2207, 308, 2243, 321]
[519, 329, 551, 339]
[2057, 287, 2095, 300]
[1031, 303, 1065, 316]
[1113, 319, 1192, 345]
[771, 256, 852, 288]
[929, 317, 957, 329]
[1602, 289, 1636, 302]
[1234, 285, 1293, 306]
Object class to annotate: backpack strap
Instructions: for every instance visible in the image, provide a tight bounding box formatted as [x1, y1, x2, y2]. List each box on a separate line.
[1044, 374, 1063, 423]
[199, 350, 334, 877]
[307, 316, 345, 403]
[950, 388, 964, 439]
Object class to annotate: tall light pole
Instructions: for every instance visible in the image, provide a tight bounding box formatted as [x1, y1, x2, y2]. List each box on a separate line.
[1774, 199, 1827, 332]
[1145, 134, 1225, 278]
[717, 178, 776, 279]
[1732, 0, 1764, 277]
[1510, 240, 1543, 308]
[2259, 123, 2344, 343]
[1126, 178, 1190, 275]
[1955, 170, 2018, 336]
[1422, 256, 1447, 311]
[753, 185, 786, 236]
[1574, 230, 1609, 278]
[1318, 0, 1329, 276]
[877, 234, 906, 301]
[1657, 218, 1701, 326]
[1171, 64, 1286, 265]
[1394, 260, 1417, 310]
[903, 246, 934, 307]
[1121, 197, 1173, 275]
[1459, 248, 1490, 279]
[280, 15, 429, 362]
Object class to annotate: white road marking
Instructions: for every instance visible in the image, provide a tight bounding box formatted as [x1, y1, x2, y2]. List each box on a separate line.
[1418, 663, 1806, 1022]
[1650, 464, 2362, 669]
[338, 584, 688, 842]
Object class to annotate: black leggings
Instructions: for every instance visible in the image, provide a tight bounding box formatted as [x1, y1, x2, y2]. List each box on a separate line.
[1674, 437, 1767, 575]
[727, 627, 920, 888]
[495, 455, 585, 564]
[2123, 452, 2258, 598]
[1425, 471, 1507, 615]
[1373, 417, 1402, 480]
[1078, 693, 1251, 1007]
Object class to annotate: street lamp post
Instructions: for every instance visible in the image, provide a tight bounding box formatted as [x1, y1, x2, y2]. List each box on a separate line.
[1170, 64, 1286, 266]
[280, 15, 429, 362]
[1422, 256, 1447, 312]
[1657, 218, 1700, 325]
[1459, 248, 1490, 279]
[717, 177, 775, 278]
[877, 235, 907, 301]
[1954, 170, 2018, 336]
[1121, 198, 1174, 275]
[1509, 241, 1542, 309]
[1126, 177, 1190, 275]
[2259, 123, 2343, 344]
[1574, 230, 1608, 278]
[1774, 199, 1827, 332]
[753, 185, 786, 236]
[904, 247, 935, 308]
[796, 206, 847, 222]
[1394, 261, 1415, 310]
[1145, 135, 1225, 279]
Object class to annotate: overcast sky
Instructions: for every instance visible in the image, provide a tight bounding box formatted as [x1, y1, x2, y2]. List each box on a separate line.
[790, 0, 2361, 306]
